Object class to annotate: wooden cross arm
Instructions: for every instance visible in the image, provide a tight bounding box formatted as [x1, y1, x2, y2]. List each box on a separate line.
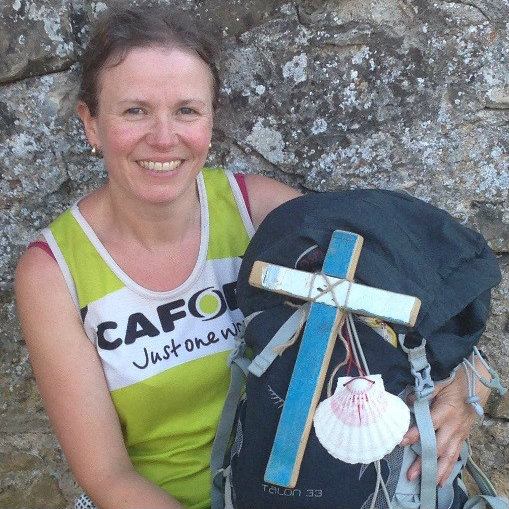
[249, 261, 421, 327]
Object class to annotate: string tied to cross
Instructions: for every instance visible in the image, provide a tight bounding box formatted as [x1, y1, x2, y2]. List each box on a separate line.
[274, 271, 355, 356]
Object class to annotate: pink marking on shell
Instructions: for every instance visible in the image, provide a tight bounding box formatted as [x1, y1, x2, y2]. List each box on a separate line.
[330, 376, 389, 427]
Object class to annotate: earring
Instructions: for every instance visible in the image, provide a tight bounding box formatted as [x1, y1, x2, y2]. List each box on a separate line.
[90, 145, 100, 157]
[209, 142, 212, 149]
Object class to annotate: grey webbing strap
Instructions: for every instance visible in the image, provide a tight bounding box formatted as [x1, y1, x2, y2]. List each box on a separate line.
[413, 398, 437, 509]
[463, 495, 509, 509]
[463, 441, 508, 508]
[248, 304, 309, 377]
[466, 453, 498, 497]
[399, 335, 437, 509]
[223, 466, 234, 509]
[210, 343, 250, 509]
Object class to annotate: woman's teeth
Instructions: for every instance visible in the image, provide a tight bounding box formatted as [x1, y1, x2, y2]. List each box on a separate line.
[139, 160, 182, 172]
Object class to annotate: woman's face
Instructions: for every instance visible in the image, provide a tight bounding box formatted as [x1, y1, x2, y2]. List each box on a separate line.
[78, 45, 214, 205]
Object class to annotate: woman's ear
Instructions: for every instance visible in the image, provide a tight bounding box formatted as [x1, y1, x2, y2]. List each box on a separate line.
[76, 101, 100, 148]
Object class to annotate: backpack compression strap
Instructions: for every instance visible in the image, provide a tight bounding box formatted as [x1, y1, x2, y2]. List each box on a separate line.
[399, 335, 437, 509]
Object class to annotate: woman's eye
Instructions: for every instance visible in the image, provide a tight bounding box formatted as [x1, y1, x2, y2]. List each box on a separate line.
[126, 107, 144, 115]
[179, 107, 196, 115]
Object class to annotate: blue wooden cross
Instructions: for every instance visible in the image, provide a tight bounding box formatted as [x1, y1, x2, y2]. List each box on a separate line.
[248, 230, 420, 488]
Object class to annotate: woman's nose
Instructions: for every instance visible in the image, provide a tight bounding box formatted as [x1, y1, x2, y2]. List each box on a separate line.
[146, 115, 179, 148]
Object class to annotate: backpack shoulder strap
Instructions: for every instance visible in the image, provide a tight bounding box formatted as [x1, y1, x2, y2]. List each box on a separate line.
[248, 305, 309, 377]
[210, 335, 250, 509]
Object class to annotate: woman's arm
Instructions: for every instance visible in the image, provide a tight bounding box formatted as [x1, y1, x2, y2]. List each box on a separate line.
[401, 358, 491, 486]
[15, 248, 184, 509]
[242, 174, 301, 229]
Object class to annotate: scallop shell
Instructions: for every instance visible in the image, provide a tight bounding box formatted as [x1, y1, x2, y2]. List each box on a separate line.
[313, 375, 410, 464]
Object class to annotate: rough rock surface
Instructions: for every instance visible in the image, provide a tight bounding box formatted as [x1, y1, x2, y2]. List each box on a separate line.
[1, 0, 508, 507]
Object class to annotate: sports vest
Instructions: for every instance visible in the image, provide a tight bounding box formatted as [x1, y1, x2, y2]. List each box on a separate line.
[43, 168, 254, 509]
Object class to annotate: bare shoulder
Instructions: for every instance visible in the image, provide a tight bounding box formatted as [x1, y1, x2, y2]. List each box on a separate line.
[15, 245, 75, 316]
[15, 245, 83, 356]
[16, 245, 64, 300]
[243, 174, 301, 229]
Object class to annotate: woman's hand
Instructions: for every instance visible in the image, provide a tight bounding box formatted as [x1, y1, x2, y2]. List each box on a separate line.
[400, 359, 491, 486]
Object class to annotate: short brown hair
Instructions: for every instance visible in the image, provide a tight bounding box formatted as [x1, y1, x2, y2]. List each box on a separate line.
[78, 4, 220, 116]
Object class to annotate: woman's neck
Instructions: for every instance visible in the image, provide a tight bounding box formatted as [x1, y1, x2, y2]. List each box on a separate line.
[82, 181, 202, 252]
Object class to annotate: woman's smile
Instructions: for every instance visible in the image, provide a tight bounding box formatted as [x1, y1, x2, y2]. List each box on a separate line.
[137, 160, 183, 173]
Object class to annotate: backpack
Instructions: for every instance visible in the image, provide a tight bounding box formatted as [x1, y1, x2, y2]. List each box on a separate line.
[211, 190, 507, 509]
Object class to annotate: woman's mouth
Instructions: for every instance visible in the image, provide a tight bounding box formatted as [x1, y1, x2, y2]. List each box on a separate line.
[138, 160, 182, 172]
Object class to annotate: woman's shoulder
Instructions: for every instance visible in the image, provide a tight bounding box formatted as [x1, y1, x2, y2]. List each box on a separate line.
[242, 173, 301, 228]
[14, 190, 98, 297]
[15, 241, 63, 295]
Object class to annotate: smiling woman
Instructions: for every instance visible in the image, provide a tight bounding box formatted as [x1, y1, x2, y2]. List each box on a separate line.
[14, 4, 300, 509]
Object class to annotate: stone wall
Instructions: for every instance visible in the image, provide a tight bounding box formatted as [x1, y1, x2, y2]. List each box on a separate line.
[1, 0, 508, 507]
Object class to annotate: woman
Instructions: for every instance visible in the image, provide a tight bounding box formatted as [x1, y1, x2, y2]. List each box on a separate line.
[15, 6, 298, 508]
[15, 5, 491, 509]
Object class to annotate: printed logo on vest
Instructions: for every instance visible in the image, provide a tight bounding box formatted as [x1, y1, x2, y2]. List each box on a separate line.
[96, 282, 238, 351]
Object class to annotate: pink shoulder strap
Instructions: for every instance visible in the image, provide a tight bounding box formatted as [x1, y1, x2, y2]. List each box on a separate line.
[27, 241, 56, 260]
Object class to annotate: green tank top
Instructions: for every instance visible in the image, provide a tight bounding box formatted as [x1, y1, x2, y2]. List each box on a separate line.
[43, 168, 254, 508]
